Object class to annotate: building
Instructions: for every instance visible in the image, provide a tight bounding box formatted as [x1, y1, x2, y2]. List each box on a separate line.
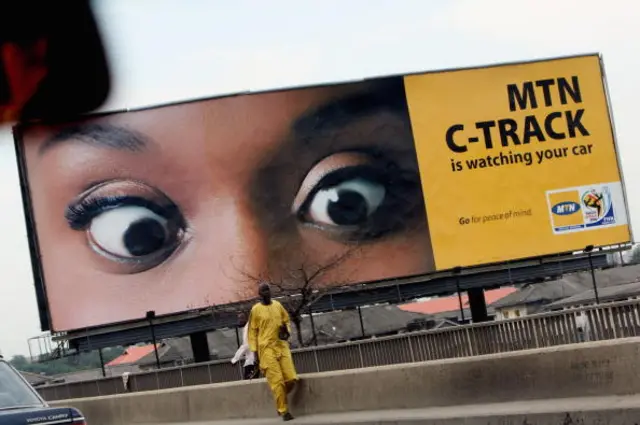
[545, 280, 640, 311]
[491, 264, 640, 319]
[106, 344, 158, 368]
[400, 287, 517, 322]
[490, 280, 588, 319]
[106, 342, 191, 371]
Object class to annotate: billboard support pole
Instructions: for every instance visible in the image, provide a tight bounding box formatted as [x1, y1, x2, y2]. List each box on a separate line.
[585, 246, 600, 304]
[357, 306, 365, 337]
[146, 311, 161, 370]
[309, 309, 317, 346]
[453, 267, 465, 323]
[98, 348, 106, 378]
[468, 288, 489, 323]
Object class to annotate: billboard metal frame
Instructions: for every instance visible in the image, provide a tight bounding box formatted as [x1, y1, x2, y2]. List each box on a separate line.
[63, 253, 611, 352]
[14, 126, 52, 332]
[598, 54, 634, 243]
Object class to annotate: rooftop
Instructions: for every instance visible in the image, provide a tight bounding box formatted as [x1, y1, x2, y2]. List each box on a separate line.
[491, 264, 640, 310]
[400, 287, 516, 315]
[490, 280, 587, 309]
[546, 280, 640, 310]
[106, 344, 158, 366]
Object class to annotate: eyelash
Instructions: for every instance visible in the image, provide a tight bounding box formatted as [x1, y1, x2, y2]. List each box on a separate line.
[65, 196, 180, 230]
[297, 165, 386, 212]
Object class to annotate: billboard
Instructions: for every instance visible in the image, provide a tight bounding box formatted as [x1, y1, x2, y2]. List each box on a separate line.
[14, 53, 631, 332]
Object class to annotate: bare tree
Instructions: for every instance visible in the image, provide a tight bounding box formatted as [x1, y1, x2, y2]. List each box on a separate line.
[239, 249, 358, 347]
[181, 248, 361, 348]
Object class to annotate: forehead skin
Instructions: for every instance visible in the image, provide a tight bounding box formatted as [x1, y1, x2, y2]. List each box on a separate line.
[20, 81, 434, 331]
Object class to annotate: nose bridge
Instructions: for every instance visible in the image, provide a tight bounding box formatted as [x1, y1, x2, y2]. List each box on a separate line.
[213, 199, 270, 281]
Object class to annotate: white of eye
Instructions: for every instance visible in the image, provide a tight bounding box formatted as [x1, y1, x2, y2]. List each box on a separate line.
[308, 178, 386, 226]
[89, 206, 169, 258]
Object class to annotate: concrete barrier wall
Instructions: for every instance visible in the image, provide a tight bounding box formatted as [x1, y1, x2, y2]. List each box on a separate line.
[50, 338, 640, 424]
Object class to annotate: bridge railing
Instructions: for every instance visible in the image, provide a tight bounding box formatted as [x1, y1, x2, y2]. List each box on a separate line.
[36, 298, 640, 401]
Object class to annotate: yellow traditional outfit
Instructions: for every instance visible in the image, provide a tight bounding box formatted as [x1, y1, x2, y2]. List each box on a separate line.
[248, 300, 298, 415]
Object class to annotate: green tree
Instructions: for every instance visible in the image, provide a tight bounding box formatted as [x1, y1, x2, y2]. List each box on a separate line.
[9, 347, 125, 376]
[9, 355, 29, 369]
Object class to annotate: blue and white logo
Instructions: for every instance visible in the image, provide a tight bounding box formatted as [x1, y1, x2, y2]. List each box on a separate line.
[551, 201, 581, 216]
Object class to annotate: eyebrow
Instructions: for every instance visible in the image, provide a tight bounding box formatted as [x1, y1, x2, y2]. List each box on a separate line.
[38, 123, 148, 156]
[292, 78, 409, 137]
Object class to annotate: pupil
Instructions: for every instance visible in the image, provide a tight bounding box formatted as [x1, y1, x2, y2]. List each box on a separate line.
[123, 218, 166, 256]
[327, 189, 368, 225]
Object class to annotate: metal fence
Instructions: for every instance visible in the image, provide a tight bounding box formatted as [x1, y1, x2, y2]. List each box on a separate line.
[37, 299, 640, 401]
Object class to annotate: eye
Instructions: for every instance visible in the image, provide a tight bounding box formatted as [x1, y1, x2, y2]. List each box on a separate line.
[307, 178, 385, 226]
[294, 159, 424, 241]
[66, 181, 186, 272]
[89, 205, 173, 258]
[297, 165, 391, 233]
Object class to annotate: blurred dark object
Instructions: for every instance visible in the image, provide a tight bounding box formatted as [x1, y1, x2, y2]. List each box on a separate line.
[278, 324, 291, 341]
[406, 318, 436, 332]
[243, 364, 259, 380]
[0, 0, 110, 123]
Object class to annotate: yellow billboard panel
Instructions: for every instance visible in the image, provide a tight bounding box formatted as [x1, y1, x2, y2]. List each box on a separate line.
[404, 54, 630, 270]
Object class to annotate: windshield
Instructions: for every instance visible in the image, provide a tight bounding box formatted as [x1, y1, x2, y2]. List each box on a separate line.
[0, 361, 43, 410]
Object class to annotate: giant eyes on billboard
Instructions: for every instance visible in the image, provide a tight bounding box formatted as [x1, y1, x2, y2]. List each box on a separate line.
[14, 54, 631, 332]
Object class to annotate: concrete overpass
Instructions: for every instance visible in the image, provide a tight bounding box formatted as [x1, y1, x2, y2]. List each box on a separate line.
[50, 338, 640, 424]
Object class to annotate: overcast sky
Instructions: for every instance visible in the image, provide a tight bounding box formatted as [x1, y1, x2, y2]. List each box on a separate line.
[0, 0, 638, 357]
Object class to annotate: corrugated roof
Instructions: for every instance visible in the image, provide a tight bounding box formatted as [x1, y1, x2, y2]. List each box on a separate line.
[106, 344, 158, 366]
[399, 287, 516, 315]
[491, 264, 640, 309]
[546, 280, 640, 309]
[490, 281, 587, 309]
[561, 264, 640, 288]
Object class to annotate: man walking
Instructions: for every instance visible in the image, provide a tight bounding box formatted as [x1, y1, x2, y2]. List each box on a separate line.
[248, 282, 299, 421]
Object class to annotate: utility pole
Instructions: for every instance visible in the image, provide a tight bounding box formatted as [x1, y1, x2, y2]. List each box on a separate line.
[146, 310, 161, 369]
[585, 245, 600, 304]
[453, 267, 465, 323]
